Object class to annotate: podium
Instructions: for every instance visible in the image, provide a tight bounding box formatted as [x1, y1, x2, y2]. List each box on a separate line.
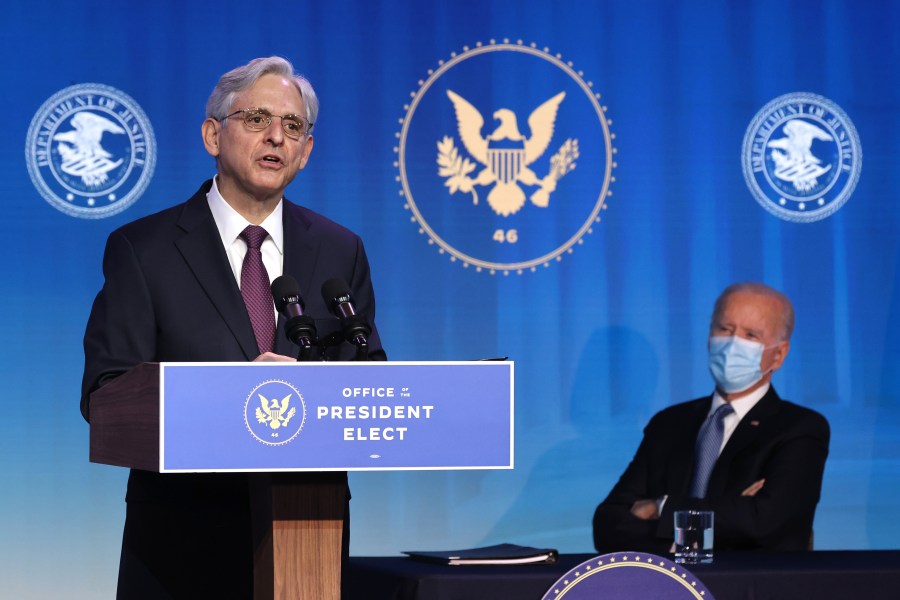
[89, 361, 513, 599]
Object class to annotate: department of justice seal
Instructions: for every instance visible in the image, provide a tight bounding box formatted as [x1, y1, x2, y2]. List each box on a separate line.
[396, 40, 616, 275]
[741, 92, 861, 223]
[244, 379, 307, 446]
[25, 83, 156, 219]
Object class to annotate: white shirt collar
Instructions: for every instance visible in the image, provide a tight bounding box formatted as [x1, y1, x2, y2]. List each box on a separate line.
[710, 382, 770, 420]
[206, 176, 284, 253]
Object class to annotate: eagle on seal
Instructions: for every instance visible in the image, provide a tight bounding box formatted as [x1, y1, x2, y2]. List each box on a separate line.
[446, 90, 566, 216]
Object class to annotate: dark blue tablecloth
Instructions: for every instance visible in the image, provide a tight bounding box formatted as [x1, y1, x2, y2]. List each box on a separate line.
[348, 550, 900, 600]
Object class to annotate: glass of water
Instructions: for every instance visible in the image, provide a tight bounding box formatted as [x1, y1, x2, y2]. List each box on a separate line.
[673, 510, 714, 564]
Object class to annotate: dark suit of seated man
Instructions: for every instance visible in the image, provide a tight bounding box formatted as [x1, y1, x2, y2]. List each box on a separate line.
[593, 282, 829, 554]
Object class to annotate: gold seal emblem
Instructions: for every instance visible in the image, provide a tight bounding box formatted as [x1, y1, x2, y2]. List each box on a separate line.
[244, 379, 307, 446]
[440, 90, 576, 216]
[396, 40, 616, 275]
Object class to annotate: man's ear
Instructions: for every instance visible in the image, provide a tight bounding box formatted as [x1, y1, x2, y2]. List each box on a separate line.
[297, 134, 314, 171]
[202, 118, 221, 157]
[769, 340, 790, 372]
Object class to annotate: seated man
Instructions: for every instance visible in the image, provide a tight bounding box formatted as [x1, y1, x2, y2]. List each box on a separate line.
[593, 282, 829, 554]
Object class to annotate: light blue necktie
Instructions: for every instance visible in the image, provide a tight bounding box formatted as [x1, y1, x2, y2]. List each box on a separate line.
[690, 403, 735, 498]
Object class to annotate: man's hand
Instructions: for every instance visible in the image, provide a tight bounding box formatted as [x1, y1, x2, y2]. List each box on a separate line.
[630, 499, 660, 520]
[252, 352, 296, 362]
[741, 478, 765, 496]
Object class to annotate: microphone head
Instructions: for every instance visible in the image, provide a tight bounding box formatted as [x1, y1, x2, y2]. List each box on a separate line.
[271, 275, 304, 314]
[321, 277, 370, 344]
[321, 277, 353, 310]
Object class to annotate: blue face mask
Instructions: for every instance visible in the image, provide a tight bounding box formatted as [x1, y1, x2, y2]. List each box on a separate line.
[707, 336, 772, 394]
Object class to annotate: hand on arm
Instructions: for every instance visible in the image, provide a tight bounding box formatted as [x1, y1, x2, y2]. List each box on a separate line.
[741, 478, 765, 496]
[630, 498, 660, 520]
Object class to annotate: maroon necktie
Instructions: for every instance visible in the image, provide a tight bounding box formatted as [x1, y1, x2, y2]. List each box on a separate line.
[240, 225, 275, 355]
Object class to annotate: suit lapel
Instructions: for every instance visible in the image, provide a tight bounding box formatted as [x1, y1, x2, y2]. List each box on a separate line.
[708, 387, 780, 494]
[174, 184, 260, 360]
[718, 387, 779, 460]
[275, 200, 320, 356]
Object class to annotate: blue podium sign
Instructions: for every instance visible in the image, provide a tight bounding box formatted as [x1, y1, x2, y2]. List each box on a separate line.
[158, 361, 513, 473]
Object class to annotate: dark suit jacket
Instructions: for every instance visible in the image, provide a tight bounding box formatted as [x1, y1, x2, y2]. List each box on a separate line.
[81, 180, 385, 597]
[593, 387, 829, 555]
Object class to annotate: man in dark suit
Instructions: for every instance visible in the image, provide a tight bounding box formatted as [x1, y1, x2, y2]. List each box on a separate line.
[593, 282, 829, 554]
[82, 56, 384, 598]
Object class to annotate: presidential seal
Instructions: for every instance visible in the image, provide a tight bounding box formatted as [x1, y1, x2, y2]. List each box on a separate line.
[25, 83, 156, 219]
[742, 92, 861, 223]
[396, 40, 616, 275]
[244, 379, 307, 446]
[541, 552, 714, 600]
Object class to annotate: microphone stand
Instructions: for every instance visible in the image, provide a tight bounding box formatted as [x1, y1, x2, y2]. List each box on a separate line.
[353, 340, 369, 362]
[296, 338, 314, 362]
[343, 313, 371, 361]
[314, 314, 371, 361]
[285, 315, 318, 362]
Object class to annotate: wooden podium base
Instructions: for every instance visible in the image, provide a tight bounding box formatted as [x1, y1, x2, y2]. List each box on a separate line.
[251, 473, 345, 600]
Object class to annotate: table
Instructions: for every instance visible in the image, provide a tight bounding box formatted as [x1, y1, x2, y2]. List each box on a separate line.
[347, 550, 900, 600]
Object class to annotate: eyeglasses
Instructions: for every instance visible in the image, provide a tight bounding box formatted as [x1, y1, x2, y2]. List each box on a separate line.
[218, 108, 312, 139]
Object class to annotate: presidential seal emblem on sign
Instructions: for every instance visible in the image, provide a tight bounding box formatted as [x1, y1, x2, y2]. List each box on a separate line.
[244, 379, 307, 446]
[396, 40, 616, 275]
[741, 92, 861, 223]
[541, 552, 714, 600]
[25, 83, 156, 219]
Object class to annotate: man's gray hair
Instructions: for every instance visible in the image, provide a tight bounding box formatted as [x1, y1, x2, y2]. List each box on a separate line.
[205, 56, 318, 131]
[711, 282, 795, 342]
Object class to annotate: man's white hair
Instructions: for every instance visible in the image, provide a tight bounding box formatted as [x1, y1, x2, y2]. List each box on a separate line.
[205, 56, 318, 131]
[711, 282, 795, 341]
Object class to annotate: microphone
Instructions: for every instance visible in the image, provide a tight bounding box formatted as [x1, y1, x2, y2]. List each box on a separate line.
[271, 275, 317, 356]
[321, 277, 371, 348]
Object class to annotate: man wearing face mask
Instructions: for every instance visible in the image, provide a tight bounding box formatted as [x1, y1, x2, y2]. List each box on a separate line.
[592, 282, 829, 554]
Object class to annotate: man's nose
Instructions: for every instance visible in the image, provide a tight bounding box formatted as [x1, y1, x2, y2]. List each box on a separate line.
[264, 118, 285, 144]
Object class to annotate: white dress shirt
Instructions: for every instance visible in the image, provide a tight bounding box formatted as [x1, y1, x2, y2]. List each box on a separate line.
[206, 176, 284, 319]
[708, 382, 770, 452]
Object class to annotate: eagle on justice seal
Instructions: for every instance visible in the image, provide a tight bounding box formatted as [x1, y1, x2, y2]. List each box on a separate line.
[437, 90, 579, 216]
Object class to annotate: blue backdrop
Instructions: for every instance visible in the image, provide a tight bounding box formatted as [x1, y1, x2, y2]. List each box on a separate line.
[2, 1, 898, 597]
